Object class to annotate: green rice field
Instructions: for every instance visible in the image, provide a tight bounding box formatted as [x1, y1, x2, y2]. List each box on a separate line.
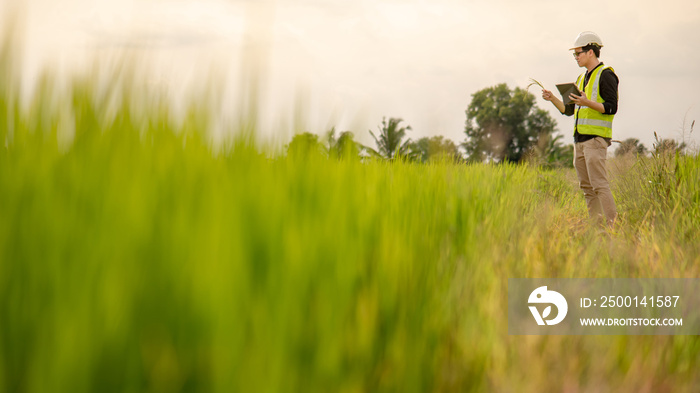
[1, 38, 700, 392]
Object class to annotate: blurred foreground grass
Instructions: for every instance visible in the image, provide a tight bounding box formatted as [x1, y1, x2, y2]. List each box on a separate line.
[1, 37, 700, 393]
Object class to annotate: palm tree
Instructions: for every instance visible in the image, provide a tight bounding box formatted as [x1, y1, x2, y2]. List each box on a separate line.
[365, 117, 414, 160]
[325, 127, 359, 159]
[615, 138, 647, 157]
[539, 133, 573, 168]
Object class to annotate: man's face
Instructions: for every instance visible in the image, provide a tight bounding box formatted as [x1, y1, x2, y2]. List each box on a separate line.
[572, 47, 590, 67]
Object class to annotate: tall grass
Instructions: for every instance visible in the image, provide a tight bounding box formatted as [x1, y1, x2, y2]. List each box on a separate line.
[1, 34, 700, 392]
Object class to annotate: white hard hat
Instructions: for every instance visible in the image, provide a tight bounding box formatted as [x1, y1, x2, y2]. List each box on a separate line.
[569, 31, 604, 50]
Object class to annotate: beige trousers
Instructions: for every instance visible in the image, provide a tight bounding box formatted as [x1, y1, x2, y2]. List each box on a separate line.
[573, 137, 617, 226]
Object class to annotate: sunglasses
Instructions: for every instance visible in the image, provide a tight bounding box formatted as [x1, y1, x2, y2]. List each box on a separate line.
[573, 50, 589, 58]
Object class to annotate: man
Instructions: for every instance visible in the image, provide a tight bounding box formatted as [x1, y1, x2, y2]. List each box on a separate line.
[542, 31, 619, 227]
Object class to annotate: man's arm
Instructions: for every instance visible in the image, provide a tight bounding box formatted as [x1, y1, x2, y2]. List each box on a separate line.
[569, 93, 605, 113]
[569, 70, 619, 114]
[599, 70, 619, 114]
[542, 89, 566, 113]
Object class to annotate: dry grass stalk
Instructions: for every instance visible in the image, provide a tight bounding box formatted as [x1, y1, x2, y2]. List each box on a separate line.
[526, 77, 545, 91]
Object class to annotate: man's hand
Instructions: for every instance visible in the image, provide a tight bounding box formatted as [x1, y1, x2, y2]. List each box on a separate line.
[542, 89, 565, 113]
[569, 92, 606, 113]
[542, 89, 555, 101]
[569, 92, 590, 107]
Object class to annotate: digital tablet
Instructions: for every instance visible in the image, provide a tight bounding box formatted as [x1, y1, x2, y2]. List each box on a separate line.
[555, 83, 583, 105]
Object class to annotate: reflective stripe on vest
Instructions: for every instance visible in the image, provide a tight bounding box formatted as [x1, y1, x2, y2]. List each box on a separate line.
[575, 64, 615, 139]
[577, 118, 613, 128]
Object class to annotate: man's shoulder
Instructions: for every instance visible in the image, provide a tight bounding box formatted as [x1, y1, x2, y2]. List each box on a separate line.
[599, 63, 616, 73]
[601, 67, 619, 83]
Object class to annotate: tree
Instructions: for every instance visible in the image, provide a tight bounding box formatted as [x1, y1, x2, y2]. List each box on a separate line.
[325, 127, 359, 159]
[410, 136, 461, 163]
[366, 117, 415, 160]
[615, 138, 647, 157]
[286, 132, 325, 158]
[463, 84, 556, 163]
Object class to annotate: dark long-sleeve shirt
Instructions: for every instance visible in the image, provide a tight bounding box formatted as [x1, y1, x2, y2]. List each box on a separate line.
[563, 63, 619, 143]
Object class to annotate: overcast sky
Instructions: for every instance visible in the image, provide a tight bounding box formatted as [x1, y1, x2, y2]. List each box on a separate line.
[4, 0, 700, 150]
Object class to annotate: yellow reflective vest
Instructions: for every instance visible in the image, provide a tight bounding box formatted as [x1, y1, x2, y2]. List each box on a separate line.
[575, 65, 616, 138]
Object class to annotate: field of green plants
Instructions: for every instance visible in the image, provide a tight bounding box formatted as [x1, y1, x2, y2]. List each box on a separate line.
[2, 38, 700, 392]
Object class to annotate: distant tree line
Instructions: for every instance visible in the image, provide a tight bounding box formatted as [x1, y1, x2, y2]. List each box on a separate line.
[614, 136, 691, 158]
[286, 117, 463, 163]
[286, 84, 693, 164]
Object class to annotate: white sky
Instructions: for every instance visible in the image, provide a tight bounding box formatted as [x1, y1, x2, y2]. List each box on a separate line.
[4, 0, 700, 150]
